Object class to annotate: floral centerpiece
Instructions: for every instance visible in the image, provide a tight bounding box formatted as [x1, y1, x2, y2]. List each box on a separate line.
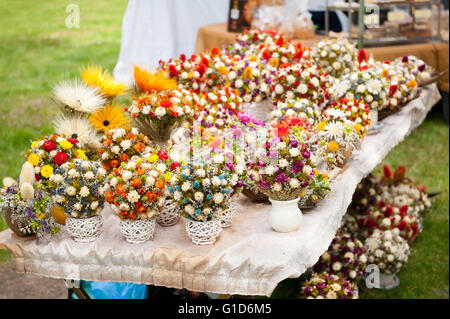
[126, 89, 195, 146]
[105, 157, 167, 243]
[97, 127, 153, 172]
[311, 38, 359, 78]
[168, 161, 235, 244]
[313, 231, 367, 282]
[364, 228, 410, 289]
[26, 134, 87, 192]
[56, 159, 107, 242]
[300, 272, 358, 299]
[270, 61, 331, 107]
[248, 133, 315, 232]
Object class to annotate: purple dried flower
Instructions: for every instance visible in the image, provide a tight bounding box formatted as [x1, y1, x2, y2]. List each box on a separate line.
[275, 172, 287, 184]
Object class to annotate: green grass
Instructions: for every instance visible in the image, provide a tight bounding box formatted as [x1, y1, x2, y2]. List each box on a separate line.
[0, 0, 448, 298]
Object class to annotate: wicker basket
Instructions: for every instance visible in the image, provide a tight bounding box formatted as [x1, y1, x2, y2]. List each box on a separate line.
[242, 186, 269, 203]
[185, 219, 222, 245]
[156, 200, 180, 227]
[219, 199, 237, 228]
[119, 218, 155, 244]
[418, 70, 448, 87]
[2, 207, 35, 237]
[66, 215, 103, 243]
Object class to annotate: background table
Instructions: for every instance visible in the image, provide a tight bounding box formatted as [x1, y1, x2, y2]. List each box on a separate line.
[0, 84, 441, 297]
[195, 23, 449, 92]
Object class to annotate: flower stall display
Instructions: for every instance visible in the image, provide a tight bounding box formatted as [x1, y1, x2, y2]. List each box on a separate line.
[26, 134, 87, 192]
[105, 157, 167, 243]
[300, 272, 358, 299]
[126, 89, 195, 146]
[311, 38, 359, 78]
[55, 159, 107, 242]
[364, 228, 410, 289]
[97, 127, 153, 173]
[313, 231, 367, 283]
[270, 61, 331, 107]
[248, 134, 315, 232]
[168, 161, 235, 244]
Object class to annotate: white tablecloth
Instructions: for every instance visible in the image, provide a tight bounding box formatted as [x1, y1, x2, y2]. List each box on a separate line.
[0, 84, 441, 296]
[113, 0, 229, 84]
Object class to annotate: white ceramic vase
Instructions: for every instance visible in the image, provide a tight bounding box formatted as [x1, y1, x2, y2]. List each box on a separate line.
[268, 198, 302, 233]
[119, 219, 155, 244]
[66, 215, 103, 243]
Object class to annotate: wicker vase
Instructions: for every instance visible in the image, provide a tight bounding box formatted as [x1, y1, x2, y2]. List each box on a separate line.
[120, 218, 155, 244]
[185, 219, 222, 245]
[66, 215, 103, 243]
[2, 206, 35, 237]
[219, 199, 237, 228]
[156, 200, 180, 227]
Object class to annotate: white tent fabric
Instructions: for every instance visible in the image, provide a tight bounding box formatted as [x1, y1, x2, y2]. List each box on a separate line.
[113, 0, 229, 84]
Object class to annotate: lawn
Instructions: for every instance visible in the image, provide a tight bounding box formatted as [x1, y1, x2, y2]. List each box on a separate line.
[0, 0, 448, 299]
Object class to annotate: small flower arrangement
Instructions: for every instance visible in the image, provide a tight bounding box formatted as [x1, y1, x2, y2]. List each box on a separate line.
[168, 161, 234, 222]
[270, 61, 331, 107]
[358, 204, 420, 244]
[26, 134, 86, 190]
[364, 228, 410, 275]
[311, 38, 359, 78]
[98, 127, 153, 172]
[126, 89, 195, 145]
[301, 272, 358, 299]
[395, 55, 434, 83]
[299, 170, 331, 207]
[52, 159, 107, 218]
[348, 173, 383, 216]
[313, 231, 367, 282]
[326, 97, 371, 135]
[270, 99, 321, 124]
[105, 157, 167, 220]
[337, 69, 388, 110]
[312, 116, 361, 168]
[223, 56, 277, 103]
[248, 134, 315, 201]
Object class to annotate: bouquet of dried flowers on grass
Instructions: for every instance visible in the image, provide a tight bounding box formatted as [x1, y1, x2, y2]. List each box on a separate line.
[168, 161, 234, 222]
[300, 272, 358, 299]
[248, 133, 315, 201]
[52, 159, 107, 218]
[126, 89, 195, 145]
[105, 157, 167, 220]
[364, 228, 410, 275]
[314, 231, 367, 282]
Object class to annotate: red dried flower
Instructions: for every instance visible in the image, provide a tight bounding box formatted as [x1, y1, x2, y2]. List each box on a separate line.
[358, 50, 367, 64]
[160, 100, 173, 108]
[383, 165, 392, 179]
[42, 140, 56, 152]
[157, 149, 168, 161]
[54, 152, 68, 165]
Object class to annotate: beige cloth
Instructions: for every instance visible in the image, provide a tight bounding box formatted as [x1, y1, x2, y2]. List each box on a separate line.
[0, 84, 441, 296]
[195, 24, 449, 92]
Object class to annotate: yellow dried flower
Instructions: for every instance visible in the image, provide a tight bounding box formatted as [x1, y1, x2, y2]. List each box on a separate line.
[28, 154, 40, 166]
[328, 141, 339, 152]
[41, 165, 54, 178]
[59, 140, 73, 150]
